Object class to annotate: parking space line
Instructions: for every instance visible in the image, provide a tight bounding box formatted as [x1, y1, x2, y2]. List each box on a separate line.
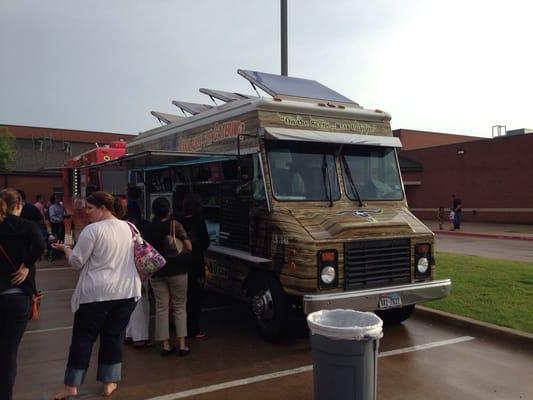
[145, 365, 313, 400]
[203, 304, 245, 313]
[26, 326, 72, 334]
[145, 336, 476, 400]
[379, 336, 475, 357]
[42, 288, 75, 294]
[37, 267, 72, 272]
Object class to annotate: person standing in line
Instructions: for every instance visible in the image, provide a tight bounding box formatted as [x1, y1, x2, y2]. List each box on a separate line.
[34, 194, 46, 219]
[119, 195, 153, 349]
[18, 191, 48, 243]
[50, 191, 141, 399]
[0, 188, 46, 400]
[48, 194, 66, 242]
[143, 197, 192, 357]
[18, 190, 44, 225]
[451, 194, 462, 230]
[179, 193, 210, 340]
[34, 194, 49, 239]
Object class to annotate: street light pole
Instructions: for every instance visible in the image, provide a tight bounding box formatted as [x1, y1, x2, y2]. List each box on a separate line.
[281, 0, 288, 76]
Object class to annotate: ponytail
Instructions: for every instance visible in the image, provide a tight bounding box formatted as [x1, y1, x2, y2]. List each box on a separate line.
[113, 196, 127, 219]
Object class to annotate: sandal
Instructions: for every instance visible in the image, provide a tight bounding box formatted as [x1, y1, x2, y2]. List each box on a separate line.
[178, 346, 191, 357]
[160, 347, 176, 357]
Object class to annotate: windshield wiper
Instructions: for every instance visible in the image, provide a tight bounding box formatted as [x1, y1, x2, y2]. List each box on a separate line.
[341, 155, 363, 207]
[322, 154, 333, 207]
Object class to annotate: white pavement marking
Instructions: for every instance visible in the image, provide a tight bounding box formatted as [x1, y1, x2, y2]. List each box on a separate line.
[203, 304, 246, 313]
[26, 326, 72, 334]
[144, 336, 476, 400]
[42, 288, 75, 294]
[36, 267, 72, 272]
[380, 335, 475, 357]
[25, 306, 243, 334]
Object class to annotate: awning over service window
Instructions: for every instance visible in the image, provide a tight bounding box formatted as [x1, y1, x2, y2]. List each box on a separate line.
[263, 127, 402, 148]
[79, 150, 236, 172]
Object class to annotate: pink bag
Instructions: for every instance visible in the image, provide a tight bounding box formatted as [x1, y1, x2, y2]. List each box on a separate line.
[126, 222, 166, 281]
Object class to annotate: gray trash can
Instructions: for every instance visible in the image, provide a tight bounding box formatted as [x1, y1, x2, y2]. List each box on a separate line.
[307, 309, 383, 400]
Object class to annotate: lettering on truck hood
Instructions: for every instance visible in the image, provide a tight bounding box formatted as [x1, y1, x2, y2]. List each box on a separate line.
[288, 207, 432, 240]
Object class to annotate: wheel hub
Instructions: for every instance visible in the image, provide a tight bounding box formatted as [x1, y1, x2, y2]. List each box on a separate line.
[251, 289, 273, 320]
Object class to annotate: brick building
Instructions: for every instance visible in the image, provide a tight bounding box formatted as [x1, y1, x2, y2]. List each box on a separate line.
[0, 124, 134, 203]
[393, 129, 482, 151]
[397, 129, 533, 224]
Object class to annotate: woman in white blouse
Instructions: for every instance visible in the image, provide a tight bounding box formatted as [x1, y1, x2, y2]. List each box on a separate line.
[51, 191, 141, 399]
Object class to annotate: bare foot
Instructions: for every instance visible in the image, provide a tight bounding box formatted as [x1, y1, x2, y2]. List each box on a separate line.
[52, 385, 77, 399]
[103, 382, 118, 397]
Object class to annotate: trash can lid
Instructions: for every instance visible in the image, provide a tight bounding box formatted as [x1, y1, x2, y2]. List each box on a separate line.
[307, 309, 383, 340]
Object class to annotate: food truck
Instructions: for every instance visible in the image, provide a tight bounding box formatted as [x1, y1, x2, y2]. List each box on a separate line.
[117, 70, 451, 337]
[62, 141, 127, 240]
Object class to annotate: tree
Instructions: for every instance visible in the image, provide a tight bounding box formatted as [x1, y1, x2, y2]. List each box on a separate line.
[0, 126, 15, 171]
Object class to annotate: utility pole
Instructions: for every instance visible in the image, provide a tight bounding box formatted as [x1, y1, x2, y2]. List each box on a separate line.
[281, 0, 288, 76]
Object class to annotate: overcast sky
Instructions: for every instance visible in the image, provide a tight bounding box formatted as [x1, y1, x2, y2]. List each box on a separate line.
[1, 0, 531, 137]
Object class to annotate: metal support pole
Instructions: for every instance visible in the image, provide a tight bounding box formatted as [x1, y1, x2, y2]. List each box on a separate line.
[281, 0, 288, 76]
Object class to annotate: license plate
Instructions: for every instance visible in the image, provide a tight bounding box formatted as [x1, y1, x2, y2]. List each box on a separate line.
[378, 293, 402, 310]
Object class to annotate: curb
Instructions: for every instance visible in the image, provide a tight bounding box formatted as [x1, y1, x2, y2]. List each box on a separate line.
[415, 305, 533, 344]
[434, 230, 533, 242]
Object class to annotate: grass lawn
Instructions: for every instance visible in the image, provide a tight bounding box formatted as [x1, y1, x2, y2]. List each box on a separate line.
[424, 252, 533, 333]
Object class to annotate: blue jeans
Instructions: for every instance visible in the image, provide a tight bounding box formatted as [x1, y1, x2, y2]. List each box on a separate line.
[454, 212, 461, 229]
[65, 298, 136, 386]
[0, 294, 30, 400]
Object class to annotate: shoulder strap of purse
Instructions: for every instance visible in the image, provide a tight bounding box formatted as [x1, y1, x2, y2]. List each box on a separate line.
[0, 243, 17, 272]
[126, 221, 139, 238]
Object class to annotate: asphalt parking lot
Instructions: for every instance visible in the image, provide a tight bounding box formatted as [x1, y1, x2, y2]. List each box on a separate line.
[15, 257, 533, 400]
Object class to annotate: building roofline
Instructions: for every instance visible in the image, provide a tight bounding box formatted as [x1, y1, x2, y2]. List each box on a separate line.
[393, 128, 482, 139]
[1, 123, 136, 137]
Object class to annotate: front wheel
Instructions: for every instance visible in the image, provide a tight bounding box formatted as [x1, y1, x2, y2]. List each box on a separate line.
[249, 273, 287, 339]
[375, 304, 415, 325]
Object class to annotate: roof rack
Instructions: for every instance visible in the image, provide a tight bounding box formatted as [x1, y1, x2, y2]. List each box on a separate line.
[171, 101, 214, 116]
[199, 88, 256, 103]
[150, 111, 184, 125]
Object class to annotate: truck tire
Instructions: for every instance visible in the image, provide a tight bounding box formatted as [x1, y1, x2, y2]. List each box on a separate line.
[249, 273, 288, 339]
[375, 304, 415, 325]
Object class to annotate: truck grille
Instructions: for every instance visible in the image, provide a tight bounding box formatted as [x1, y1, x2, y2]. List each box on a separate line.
[344, 238, 410, 290]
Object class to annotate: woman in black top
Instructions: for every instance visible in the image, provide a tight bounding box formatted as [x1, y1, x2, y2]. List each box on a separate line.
[179, 193, 210, 339]
[0, 188, 46, 400]
[143, 197, 192, 356]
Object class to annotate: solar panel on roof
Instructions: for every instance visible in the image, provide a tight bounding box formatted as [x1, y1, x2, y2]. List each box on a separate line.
[199, 88, 256, 103]
[150, 111, 183, 124]
[171, 101, 214, 115]
[237, 69, 357, 105]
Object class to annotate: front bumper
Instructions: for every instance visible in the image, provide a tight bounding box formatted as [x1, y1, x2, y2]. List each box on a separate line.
[303, 279, 451, 314]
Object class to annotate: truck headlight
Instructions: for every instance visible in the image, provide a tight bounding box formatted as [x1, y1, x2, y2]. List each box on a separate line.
[321, 266, 336, 284]
[317, 249, 338, 288]
[417, 257, 429, 274]
[415, 243, 432, 278]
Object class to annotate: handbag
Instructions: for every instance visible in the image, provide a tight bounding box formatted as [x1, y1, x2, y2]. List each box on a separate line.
[163, 219, 185, 259]
[0, 244, 42, 320]
[126, 222, 167, 281]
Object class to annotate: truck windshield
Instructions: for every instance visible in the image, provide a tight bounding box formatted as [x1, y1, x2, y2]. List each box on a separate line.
[266, 140, 340, 201]
[341, 146, 403, 201]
